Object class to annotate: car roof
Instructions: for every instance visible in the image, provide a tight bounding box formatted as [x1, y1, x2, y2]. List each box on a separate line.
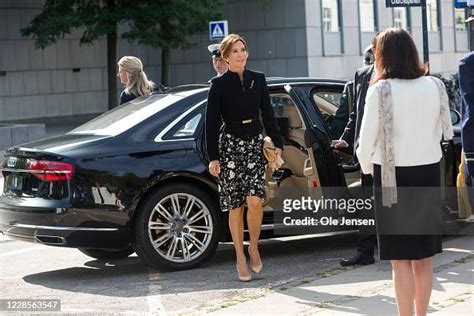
[267, 77, 347, 85]
[164, 77, 347, 95]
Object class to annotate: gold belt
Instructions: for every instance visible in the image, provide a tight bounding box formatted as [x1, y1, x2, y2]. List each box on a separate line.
[227, 118, 257, 125]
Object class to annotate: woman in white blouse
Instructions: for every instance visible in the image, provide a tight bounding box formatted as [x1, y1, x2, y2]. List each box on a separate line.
[356, 28, 453, 316]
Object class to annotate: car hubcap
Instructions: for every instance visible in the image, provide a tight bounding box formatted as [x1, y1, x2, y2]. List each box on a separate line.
[148, 193, 214, 263]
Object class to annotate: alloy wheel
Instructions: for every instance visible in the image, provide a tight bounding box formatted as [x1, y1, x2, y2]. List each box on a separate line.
[147, 193, 214, 263]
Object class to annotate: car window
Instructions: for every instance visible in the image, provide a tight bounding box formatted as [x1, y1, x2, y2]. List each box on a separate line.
[69, 88, 207, 136]
[313, 91, 342, 115]
[313, 87, 348, 140]
[162, 110, 203, 140]
[270, 94, 295, 118]
[172, 113, 202, 138]
[269, 93, 305, 141]
[315, 91, 342, 107]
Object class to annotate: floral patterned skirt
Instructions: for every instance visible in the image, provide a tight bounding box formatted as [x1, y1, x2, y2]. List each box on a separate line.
[218, 132, 266, 212]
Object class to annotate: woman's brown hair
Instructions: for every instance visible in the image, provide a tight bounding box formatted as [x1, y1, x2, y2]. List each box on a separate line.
[373, 28, 428, 83]
[220, 34, 248, 59]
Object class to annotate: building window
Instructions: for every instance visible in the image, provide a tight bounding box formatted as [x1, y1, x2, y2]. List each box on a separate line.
[323, 8, 332, 31]
[359, 0, 375, 32]
[426, 0, 439, 32]
[321, 0, 343, 55]
[322, 0, 339, 32]
[393, 8, 408, 29]
[455, 9, 466, 31]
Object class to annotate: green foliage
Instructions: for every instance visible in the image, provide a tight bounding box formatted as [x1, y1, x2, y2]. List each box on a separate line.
[21, 0, 222, 50]
[123, 0, 222, 49]
[21, 0, 118, 48]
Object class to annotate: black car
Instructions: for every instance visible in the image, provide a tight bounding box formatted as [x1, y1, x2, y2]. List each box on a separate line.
[0, 78, 462, 270]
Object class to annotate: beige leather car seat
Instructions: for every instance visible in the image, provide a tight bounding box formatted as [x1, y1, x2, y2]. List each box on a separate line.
[284, 106, 305, 147]
[281, 106, 308, 177]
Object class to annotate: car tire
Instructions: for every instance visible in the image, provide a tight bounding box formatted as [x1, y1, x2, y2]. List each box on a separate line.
[78, 247, 134, 260]
[133, 183, 221, 270]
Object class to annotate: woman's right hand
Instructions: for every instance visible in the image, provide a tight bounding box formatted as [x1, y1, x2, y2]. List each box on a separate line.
[331, 139, 349, 150]
[209, 160, 221, 177]
[275, 147, 283, 157]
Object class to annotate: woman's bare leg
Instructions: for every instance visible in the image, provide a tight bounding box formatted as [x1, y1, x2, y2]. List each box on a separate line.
[228, 205, 250, 279]
[246, 196, 263, 270]
[391, 260, 415, 316]
[412, 258, 433, 316]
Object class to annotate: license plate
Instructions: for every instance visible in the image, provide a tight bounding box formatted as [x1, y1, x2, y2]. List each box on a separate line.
[9, 175, 24, 191]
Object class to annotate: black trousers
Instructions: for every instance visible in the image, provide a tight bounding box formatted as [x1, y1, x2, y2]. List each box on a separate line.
[356, 173, 377, 257]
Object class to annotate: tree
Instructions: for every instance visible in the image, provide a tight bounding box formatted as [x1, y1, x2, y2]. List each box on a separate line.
[21, 0, 222, 110]
[123, 0, 222, 85]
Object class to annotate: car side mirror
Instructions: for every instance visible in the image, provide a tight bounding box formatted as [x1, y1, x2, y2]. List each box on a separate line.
[450, 109, 461, 126]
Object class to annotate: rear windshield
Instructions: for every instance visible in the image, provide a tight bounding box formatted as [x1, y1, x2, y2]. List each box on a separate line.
[69, 90, 205, 136]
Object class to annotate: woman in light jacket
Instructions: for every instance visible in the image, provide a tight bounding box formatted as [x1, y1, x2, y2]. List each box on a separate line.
[356, 28, 453, 316]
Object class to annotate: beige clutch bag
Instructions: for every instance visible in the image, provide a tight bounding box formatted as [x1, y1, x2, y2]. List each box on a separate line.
[263, 136, 284, 171]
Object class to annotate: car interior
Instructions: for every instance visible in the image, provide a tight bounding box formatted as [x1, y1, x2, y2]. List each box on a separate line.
[264, 89, 361, 209]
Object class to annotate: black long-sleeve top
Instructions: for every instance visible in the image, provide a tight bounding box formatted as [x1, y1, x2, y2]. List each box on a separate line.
[120, 90, 138, 105]
[119, 83, 168, 105]
[205, 69, 283, 161]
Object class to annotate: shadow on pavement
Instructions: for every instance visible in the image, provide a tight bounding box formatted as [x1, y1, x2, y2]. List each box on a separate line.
[22, 234, 357, 297]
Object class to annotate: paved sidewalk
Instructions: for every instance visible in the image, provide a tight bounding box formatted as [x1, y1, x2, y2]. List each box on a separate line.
[194, 236, 473, 316]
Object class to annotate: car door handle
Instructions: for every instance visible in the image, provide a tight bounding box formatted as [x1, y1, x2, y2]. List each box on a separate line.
[342, 163, 360, 173]
[303, 158, 314, 177]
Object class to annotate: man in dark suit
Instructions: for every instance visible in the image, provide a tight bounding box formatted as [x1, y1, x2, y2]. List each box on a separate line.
[460, 52, 474, 185]
[332, 44, 377, 266]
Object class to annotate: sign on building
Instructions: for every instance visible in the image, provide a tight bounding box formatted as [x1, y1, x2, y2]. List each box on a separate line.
[385, 0, 423, 7]
[209, 21, 228, 41]
[455, 0, 468, 8]
[454, 0, 474, 8]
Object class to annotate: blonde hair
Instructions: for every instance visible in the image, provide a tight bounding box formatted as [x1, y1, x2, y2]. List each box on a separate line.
[220, 34, 248, 59]
[118, 56, 155, 97]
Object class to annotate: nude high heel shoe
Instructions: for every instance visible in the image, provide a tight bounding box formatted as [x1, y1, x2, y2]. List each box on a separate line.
[236, 260, 252, 282]
[248, 245, 263, 274]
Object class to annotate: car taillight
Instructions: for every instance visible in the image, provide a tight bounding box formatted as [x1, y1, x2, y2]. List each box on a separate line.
[26, 160, 74, 181]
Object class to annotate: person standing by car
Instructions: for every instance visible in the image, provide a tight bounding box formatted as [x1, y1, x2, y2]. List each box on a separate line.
[208, 43, 228, 78]
[332, 43, 377, 267]
[205, 34, 283, 282]
[356, 28, 453, 316]
[458, 51, 474, 219]
[459, 52, 474, 185]
[117, 56, 157, 105]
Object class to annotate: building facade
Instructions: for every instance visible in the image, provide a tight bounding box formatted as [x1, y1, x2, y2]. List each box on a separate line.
[0, 0, 470, 123]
